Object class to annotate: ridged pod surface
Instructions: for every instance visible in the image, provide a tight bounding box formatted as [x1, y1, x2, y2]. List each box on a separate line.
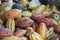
[26, 27, 43, 40]
[6, 18, 15, 33]
[36, 23, 47, 40]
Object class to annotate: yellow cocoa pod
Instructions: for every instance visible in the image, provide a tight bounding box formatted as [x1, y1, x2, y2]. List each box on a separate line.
[26, 27, 43, 40]
[36, 23, 47, 40]
[2, 36, 21, 40]
[6, 18, 15, 33]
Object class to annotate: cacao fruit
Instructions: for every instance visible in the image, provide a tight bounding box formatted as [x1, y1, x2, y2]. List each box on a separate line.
[31, 5, 45, 13]
[22, 11, 32, 17]
[0, 2, 7, 17]
[28, 2, 39, 9]
[15, 17, 34, 28]
[43, 9, 52, 16]
[32, 12, 44, 19]
[26, 27, 43, 40]
[36, 23, 47, 40]
[2, 9, 22, 21]
[2, 36, 21, 40]
[35, 5, 45, 12]
[52, 5, 60, 13]
[14, 29, 26, 37]
[0, 28, 13, 38]
[6, 18, 15, 33]
[20, 0, 28, 5]
[16, 13, 22, 19]
[33, 17, 52, 27]
[46, 27, 54, 38]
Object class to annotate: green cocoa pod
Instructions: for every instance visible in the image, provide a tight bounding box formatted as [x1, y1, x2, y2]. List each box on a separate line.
[6, 18, 15, 33]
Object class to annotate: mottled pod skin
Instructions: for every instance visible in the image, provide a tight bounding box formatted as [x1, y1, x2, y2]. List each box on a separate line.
[33, 17, 52, 27]
[0, 28, 13, 38]
[14, 29, 26, 37]
[15, 17, 34, 28]
[2, 9, 21, 21]
[32, 12, 44, 18]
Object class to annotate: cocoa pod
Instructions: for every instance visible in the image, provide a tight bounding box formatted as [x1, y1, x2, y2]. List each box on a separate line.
[15, 17, 34, 28]
[6, 18, 15, 33]
[33, 17, 52, 27]
[14, 29, 26, 37]
[2, 9, 21, 21]
[0, 28, 13, 38]
[26, 27, 43, 40]
[36, 23, 47, 40]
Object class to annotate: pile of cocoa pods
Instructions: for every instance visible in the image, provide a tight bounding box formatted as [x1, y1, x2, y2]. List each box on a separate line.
[0, 0, 60, 40]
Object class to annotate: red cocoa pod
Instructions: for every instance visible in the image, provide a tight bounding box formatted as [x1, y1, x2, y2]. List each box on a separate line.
[14, 29, 26, 37]
[32, 12, 44, 19]
[53, 24, 60, 33]
[34, 17, 52, 27]
[2, 9, 21, 21]
[0, 28, 13, 38]
[15, 17, 34, 28]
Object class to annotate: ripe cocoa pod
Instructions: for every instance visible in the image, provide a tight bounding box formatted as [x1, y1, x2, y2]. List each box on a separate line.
[32, 12, 44, 19]
[26, 27, 43, 40]
[15, 17, 34, 28]
[0, 28, 13, 38]
[33, 17, 51, 27]
[36, 23, 47, 40]
[6, 18, 15, 33]
[22, 11, 32, 18]
[2, 36, 21, 40]
[2, 9, 22, 21]
[14, 29, 26, 37]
